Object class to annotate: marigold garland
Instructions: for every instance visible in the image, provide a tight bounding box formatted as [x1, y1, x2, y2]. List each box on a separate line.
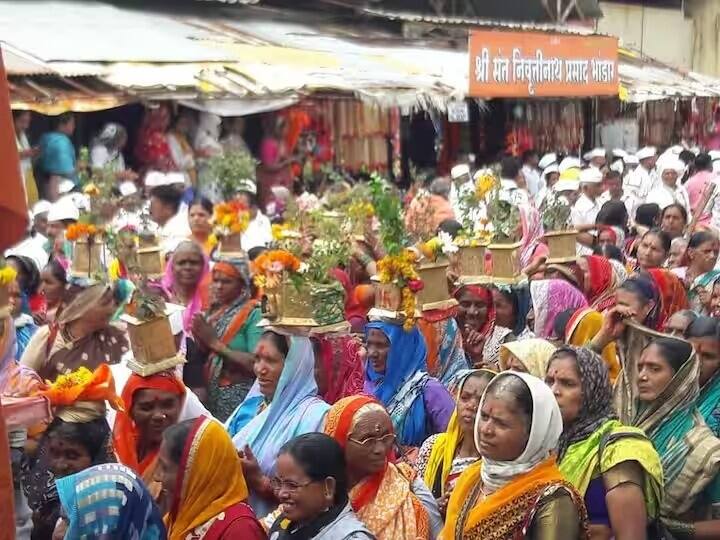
[377, 249, 422, 330]
[65, 223, 102, 241]
[213, 200, 250, 237]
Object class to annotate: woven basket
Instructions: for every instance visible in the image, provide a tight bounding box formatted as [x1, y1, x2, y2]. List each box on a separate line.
[416, 259, 457, 312]
[71, 238, 104, 278]
[545, 230, 578, 263]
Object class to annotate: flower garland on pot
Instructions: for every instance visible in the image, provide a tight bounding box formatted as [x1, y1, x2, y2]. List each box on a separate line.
[377, 248, 422, 330]
[208, 200, 251, 249]
[251, 250, 304, 290]
[65, 223, 105, 242]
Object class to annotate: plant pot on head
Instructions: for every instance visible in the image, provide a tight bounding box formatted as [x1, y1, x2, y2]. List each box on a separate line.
[415, 258, 457, 312]
[486, 241, 524, 285]
[367, 276, 404, 321]
[121, 305, 185, 376]
[545, 230, 578, 263]
[219, 233, 244, 256]
[71, 238, 105, 278]
[456, 244, 489, 284]
[260, 272, 319, 328]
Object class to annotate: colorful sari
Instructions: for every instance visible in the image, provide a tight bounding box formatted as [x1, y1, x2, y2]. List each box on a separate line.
[519, 205, 548, 268]
[564, 308, 620, 383]
[161, 248, 211, 335]
[452, 284, 500, 367]
[226, 336, 329, 514]
[554, 346, 662, 525]
[443, 372, 587, 540]
[417, 370, 495, 498]
[614, 325, 720, 519]
[364, 321, 453, 447]
[165, 417, 264, 540]
[498, 339, 556, 378]
[582, 255, 616, 311]
[205, 257, 261, 421]
[647, 268, 689, 330]
[688, 269, 720, 313]
[325, 395, 431, 540]
[113, 372, 186, 475]
[56, 463, 165, 539]
[418, 314, 468, 387]
[135, 106, 175, 172]
[314, 332, 365, 405]
[530, 279, 589, 339]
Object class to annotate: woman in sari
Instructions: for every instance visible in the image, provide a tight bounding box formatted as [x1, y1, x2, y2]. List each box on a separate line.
[21, 283, 129, 382]
[7, 278, 37, 360]
[167, 109, 197, 187]
[615, 327, 720, 537]
[191, 255, 262, 421]
[312, 330, 365, 405]
[364, 321, 454, 447]
[415, 369, 496, 515]
[160, 241, 211, 337]
[631, 228, 672, 272]
[454, 284, 510, 370]
[135, 103, 175, 173]
[576, 254, 619, 312]
[113, 371, 186, 496]
[546, 346, 663, 539]
[672, 231, 719, 288]
[443, 371, 587, 539]
[268, 433, 373, 539]
[530, 279, 589, 340]
[225, 332, 329, 516]
[491, 284, 533, 340]
[498, 338, 556, 378]
[417, 308, 467, 387]
[689, 269, 720, 315]
[647, 268, 689, 328]
[518, 205, 549, 273]
[157, 417, 265, 539]
[325, 395, 442, 539]
[38, 257, 68, 324]
[53, 463, 165, 539]
[687, 316, 720, 437]
[188, 197, 214, 256]
[23, 364, 120, 540]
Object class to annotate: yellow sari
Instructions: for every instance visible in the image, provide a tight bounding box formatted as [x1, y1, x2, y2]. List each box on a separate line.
[165, 417, 251, 540]
[566, 309, 620, 383]
[498, 339, 556, 378]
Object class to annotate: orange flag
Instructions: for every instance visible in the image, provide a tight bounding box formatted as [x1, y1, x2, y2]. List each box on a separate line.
[0, 46, 28, 252]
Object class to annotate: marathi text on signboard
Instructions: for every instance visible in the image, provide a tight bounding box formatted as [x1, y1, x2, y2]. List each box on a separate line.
[468, 30, 619, 98]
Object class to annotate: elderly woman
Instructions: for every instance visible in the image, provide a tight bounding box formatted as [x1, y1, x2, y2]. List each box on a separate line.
[415, 369, 496, 515]
[20, 283, 129, 381]
[325, 395, 443, 539]
[546, 346, 662, 539]
[673, 230, 719, 286]
[113, 370, 186, 500]
[453, 284, 512, 370]
[364, 321, 454, 447]
[225, 332, 330, 516]
[615, 327, 720, 538]
[157, 417, 265, 539]
[191, 255, 262, 420]
[498, 338, 556, 378]
[443, 372, 587, 539]
[53, 463, 165, 539]
[268, 433, 373, 539]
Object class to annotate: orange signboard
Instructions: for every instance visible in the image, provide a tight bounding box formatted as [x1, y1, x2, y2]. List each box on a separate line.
[468, 30, 619, 98]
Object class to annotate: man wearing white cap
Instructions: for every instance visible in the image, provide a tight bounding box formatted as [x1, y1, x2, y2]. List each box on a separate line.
[583, 148, 607, 172]
[624, 146, 657, 201]
[235, 180, 273, 252]
[646, 156, 690, 214]
[521, 149, 541, 198]
[558, 156, 583, 174]
[449, 162, 473, 218]
[535, 164, 560, 208]
[31, 200, 51, 238]
[571, 168, 604, 228]
[499, 156, 531, 206]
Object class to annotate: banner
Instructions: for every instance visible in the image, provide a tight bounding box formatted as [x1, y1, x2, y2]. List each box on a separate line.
[468, 30, 619, 98]
[0, 46, 29, 252]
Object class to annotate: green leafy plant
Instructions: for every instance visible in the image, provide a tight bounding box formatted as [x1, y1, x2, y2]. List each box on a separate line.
[542, 197, 572, 231]
[208, 151, 258, 201]
[369, 174, 406, 256]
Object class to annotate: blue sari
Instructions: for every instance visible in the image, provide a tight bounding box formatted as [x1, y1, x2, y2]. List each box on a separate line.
[364, 321, 431, 446]
[56, 463, 165, 539]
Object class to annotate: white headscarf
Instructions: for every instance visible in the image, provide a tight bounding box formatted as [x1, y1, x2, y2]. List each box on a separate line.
[475, 371, 563, 494]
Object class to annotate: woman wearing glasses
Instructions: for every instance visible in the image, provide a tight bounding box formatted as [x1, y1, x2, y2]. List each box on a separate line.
[324, 395, 443, 540]
[267, 433, 374, 539]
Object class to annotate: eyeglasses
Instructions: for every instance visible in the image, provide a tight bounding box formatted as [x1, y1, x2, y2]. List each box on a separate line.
[270, 477, 314, 493]
[347, 433, 396, 448]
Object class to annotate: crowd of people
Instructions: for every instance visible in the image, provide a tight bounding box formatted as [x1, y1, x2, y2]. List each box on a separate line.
[5, 103, 720, 540]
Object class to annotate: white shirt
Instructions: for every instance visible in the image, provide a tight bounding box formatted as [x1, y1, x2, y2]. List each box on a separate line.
[158, 210, 192, 253]
[522, 165, 541, 197]
[646, 183, 691, 213]
[90, 144, 125, 173]
[500, 178, 531, 206]
[241, 211, 273, 252]
[624, 165, 654, 200]
[571, 194, 601, 227]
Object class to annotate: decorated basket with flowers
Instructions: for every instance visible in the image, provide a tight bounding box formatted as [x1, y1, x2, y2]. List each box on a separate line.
[66, 221, 107, 279]
[454, 170, 496, 281]
[415, 233, 458, 312]
[121, 285, 185, 376]
[0, 260, 17, 316]
[542, 196, 577, 263]
[252, 249, 318, 327]
[211, 200, 251, 255]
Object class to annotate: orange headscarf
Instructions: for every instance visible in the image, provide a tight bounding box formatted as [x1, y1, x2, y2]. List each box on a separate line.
[112, 372, 185, 475]
[647, 268, 689, 329]
[165, 417, 250, 540]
